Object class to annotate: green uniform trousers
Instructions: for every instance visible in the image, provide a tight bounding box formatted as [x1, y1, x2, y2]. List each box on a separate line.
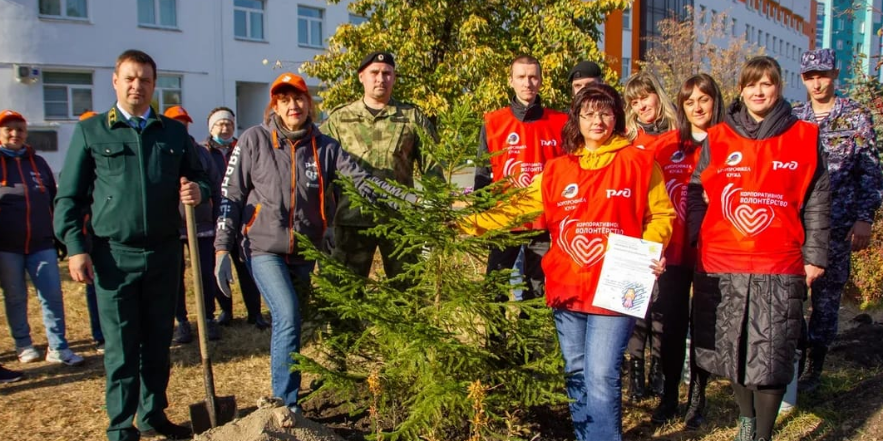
[331, 225, 416, 281]
[92, 239, 182, 441]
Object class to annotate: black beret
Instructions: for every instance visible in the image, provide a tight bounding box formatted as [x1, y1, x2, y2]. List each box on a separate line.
[568, 61, 602, 82]
[358, 51, 395, 73]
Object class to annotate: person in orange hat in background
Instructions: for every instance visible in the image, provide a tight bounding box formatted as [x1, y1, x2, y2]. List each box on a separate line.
[0, 110, 85, 367]
[213, 72, 418, 412]
[163, 105, 224, 343]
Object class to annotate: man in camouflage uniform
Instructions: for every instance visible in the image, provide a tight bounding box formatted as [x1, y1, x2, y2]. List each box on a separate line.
[793, 48, 883, 392]
[321, 51, 437, 281]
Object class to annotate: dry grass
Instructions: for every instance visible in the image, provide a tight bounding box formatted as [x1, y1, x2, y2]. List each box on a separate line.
[1, 259, 882, 441]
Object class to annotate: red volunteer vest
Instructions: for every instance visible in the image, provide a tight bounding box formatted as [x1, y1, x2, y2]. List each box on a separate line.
[485, 107, 567, 230]
[653, 130, 701, 267]
[542, 146, 654, 315]
[633, 128, 664, 152]
[698, 121, 818, 275]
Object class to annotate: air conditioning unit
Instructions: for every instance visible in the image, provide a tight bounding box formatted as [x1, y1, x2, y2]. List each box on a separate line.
[13, 64, 40, 84]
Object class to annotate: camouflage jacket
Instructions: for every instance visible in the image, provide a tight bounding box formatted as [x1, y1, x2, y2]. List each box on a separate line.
[321, 98, 437, 226]
[793, 97, 883, 228]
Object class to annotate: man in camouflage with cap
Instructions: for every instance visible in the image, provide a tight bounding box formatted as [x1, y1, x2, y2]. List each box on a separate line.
[793, 48, 883, 392]
[321, 51, 438, 283]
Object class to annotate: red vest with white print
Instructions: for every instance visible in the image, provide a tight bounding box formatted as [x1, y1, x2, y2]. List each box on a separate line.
[653, 130, 701, 267]
[541, 146, 653, 315]
[698, 121, 818, 275]
[484, 107, 567, 230]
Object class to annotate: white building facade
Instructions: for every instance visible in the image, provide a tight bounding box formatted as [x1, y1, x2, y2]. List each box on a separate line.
[693, 0, 815, 103]
[0, 0, 356, 172]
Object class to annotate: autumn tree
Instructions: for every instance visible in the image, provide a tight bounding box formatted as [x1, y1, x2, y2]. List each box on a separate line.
[302, 0, 631, 118]
[639, 5, 765, 102]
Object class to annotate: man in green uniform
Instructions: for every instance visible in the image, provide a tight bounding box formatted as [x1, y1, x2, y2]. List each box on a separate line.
[54, 49, 210, 441]
[322, 51, 438, 280]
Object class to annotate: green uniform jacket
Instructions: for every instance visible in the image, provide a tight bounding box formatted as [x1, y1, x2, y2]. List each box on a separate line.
[321, 98, 438, 227]
[54, 106, 211, 255]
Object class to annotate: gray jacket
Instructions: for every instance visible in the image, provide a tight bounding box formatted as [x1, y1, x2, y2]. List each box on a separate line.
[215, 117, 414, 261]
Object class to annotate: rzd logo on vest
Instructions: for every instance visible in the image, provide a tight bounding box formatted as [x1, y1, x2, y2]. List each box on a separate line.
[557, 216, 606, 267]
[606, 188, 632, 198]
[721, 183, 776, 236]
[772, 160, 798, 171]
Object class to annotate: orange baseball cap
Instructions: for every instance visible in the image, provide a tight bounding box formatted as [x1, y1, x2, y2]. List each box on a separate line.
[0, 110, 26, 126]
[79, 111, 98, 121]
[270, 72, 308, 96]
[164, 105, 193, 123]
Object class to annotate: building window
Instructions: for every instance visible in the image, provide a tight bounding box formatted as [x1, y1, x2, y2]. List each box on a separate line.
[151, 75, 182, 113]
[623, 7, 631, 30]
[27, 131, 59, 152]
[732, 18, 737, 36]
[622, 58, 631, 81]
[39, 0, 87, 19]
[43, 72, 93, 119]
[837, 19, 844, 31]
[837, 40, 843, 50]
[234, 0, 264, 40]
[699, 5, 706, 25]
[772, 36, 777, 53]
[349, 14, 367, 25]
[138, 0, 177, 28]
[298, 5, 324, 48]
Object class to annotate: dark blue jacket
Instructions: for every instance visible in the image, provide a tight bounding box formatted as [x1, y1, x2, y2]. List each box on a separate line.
[0, 147, 57, 254]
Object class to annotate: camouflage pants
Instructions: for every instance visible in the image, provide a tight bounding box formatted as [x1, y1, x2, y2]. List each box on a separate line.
[330, 225, 416, 284]
[808, 231, 851, 348]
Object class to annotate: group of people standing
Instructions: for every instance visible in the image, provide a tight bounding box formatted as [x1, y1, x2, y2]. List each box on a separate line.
[461, 47, 881, 441]
[0, 43, 880, 441]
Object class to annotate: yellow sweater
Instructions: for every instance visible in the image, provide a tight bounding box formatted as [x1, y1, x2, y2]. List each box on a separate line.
[460, 135, 675, 248]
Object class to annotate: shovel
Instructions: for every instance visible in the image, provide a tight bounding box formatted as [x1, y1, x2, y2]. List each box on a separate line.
[184, 204, 237, 433]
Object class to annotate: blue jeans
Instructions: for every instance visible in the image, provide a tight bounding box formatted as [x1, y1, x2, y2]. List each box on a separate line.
[86, 283, 105, 343]
[0, 248, 70, 350]
[554, 309, 636, 441]
[249, 254, 315, 408]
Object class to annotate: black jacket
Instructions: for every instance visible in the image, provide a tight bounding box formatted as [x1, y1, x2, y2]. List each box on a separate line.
[215, 116, 415, 261]
[686, 99, 831, 386]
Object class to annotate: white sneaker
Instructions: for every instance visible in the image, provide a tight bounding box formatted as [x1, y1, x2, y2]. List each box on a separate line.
[46, 348, 85, 366]
[95, 343, 105, 354]
[16, 346, 41, 364]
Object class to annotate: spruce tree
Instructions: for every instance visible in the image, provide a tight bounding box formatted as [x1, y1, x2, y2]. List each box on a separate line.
[296, 103, 565, 440]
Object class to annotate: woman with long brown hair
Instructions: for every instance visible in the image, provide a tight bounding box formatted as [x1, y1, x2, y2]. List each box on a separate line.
[649, 73, 723, 428]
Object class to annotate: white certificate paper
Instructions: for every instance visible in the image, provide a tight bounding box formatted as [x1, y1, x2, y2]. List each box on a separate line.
[591, 233, 663, 318]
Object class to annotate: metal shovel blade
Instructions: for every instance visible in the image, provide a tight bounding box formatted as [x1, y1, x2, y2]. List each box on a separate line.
[189, 395, 237, 434]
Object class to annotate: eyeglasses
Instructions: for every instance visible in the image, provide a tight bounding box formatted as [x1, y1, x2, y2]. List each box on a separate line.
[579, 111, 615, 122]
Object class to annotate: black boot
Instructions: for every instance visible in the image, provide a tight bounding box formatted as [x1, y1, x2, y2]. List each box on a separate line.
[651, 397, 679, 424]
[684, 370, 708, 430]
[628, 357, 646, 402]
[648, 355, 665, 397]
[798, 345, 827, 393]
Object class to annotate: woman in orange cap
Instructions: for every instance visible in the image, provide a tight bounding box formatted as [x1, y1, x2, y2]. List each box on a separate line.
[0, 110, 84, 366]
[213, 73, 416, 411]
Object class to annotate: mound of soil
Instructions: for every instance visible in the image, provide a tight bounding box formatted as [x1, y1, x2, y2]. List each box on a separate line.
[194, 402, 344, 441]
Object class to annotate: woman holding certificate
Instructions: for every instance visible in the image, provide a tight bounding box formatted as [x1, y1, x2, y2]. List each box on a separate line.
[687, 57, 830, 441]
[459, 84, 674, 441]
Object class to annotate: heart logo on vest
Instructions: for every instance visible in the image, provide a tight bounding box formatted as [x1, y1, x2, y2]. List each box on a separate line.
[504, 158, 532, 188]
[665, 179, 686, 221]
[721, 183, 775, 236]
[558, 217, 606, 267]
